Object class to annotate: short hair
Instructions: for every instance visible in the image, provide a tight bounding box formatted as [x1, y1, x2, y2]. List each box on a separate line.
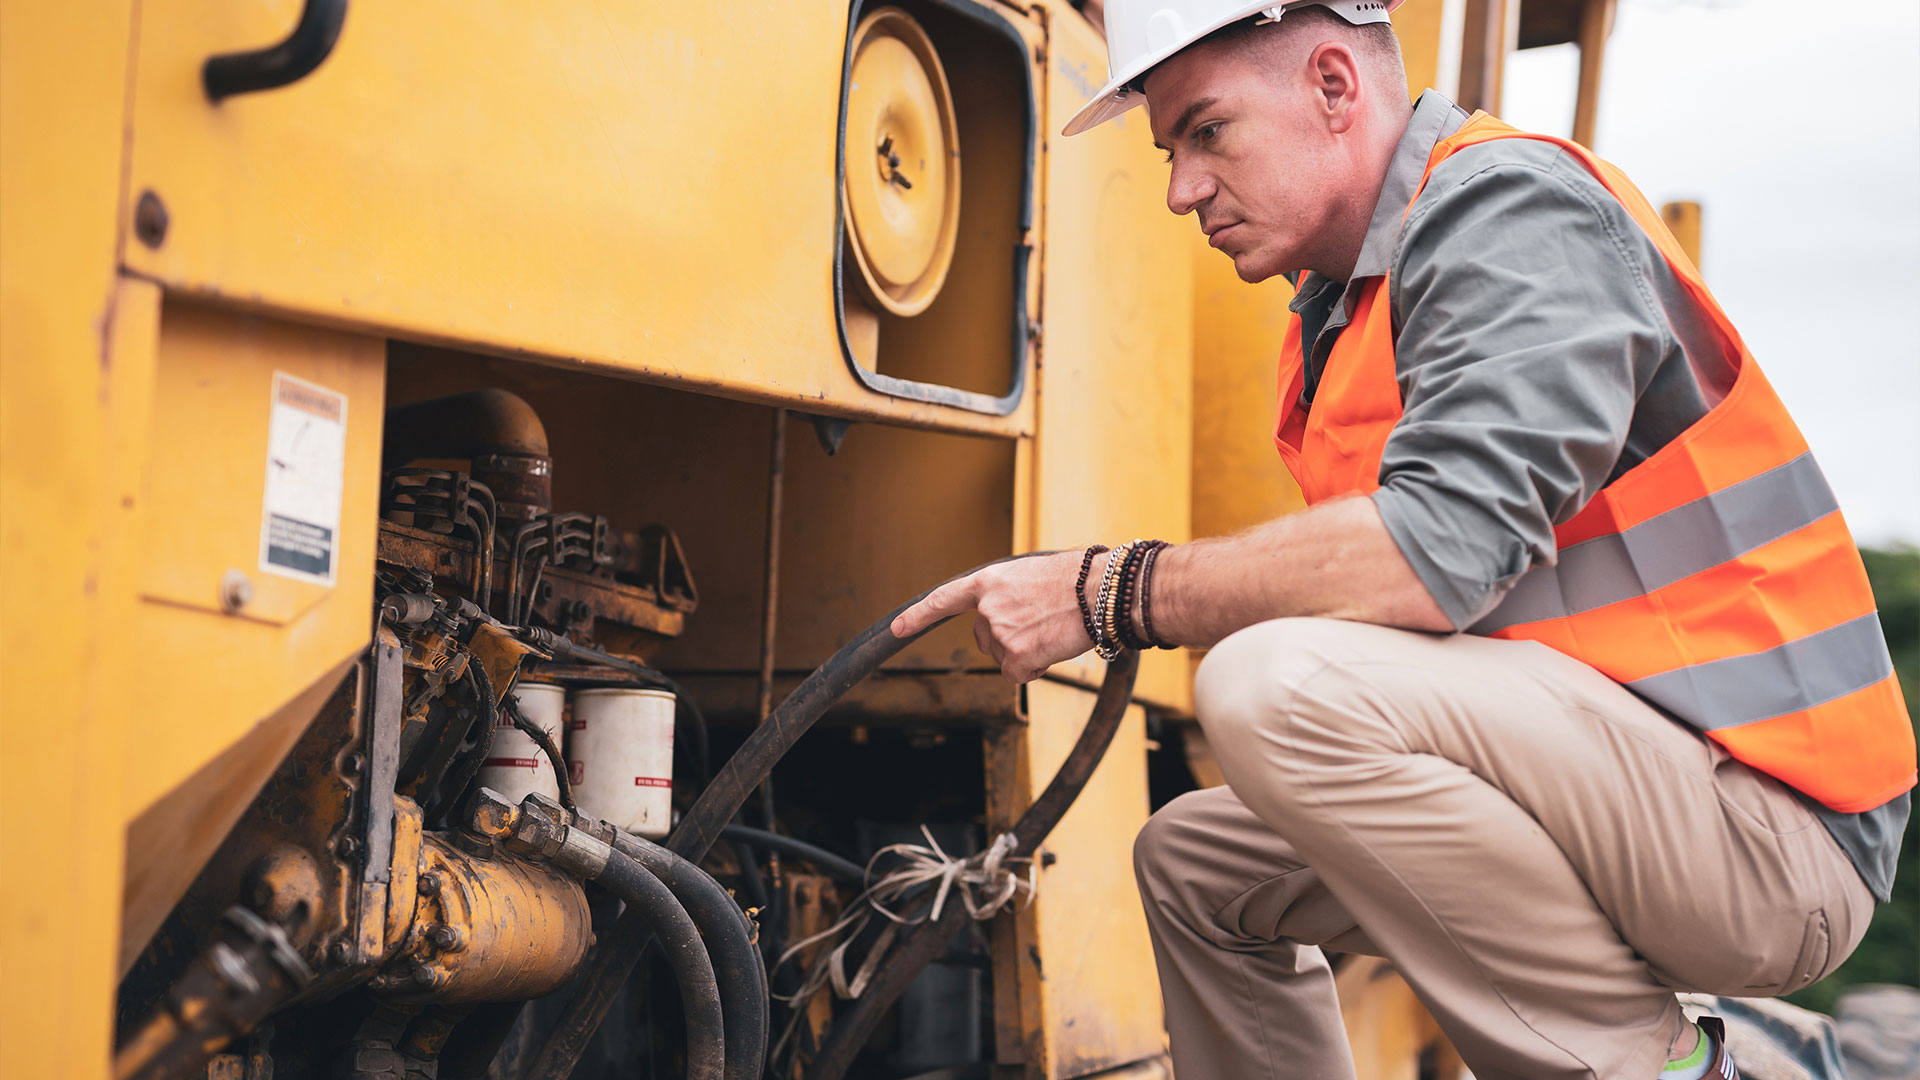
[1137, 6, 1407, 97]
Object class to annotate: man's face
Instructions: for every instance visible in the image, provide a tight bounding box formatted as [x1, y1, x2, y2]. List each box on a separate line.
[1144, 39, 1345, 283]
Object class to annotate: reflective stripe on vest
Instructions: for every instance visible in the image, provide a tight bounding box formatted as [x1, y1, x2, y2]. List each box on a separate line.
[1271, 113, 1916, 813]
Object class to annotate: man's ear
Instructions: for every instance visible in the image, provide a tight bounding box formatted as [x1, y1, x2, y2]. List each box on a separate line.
[1307, 42, 1362, 133]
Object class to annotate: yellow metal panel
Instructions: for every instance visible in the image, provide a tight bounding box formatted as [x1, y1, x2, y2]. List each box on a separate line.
[121, 0, 1031, 436]
[116, 303, 386, 821]
[0, 2, 138, 1075]
[1394, 0, 1455, 100]
[990, 679, 1161, 1079]
[1189, 231, 1305, 542]
[1035, 2, 1195, 713]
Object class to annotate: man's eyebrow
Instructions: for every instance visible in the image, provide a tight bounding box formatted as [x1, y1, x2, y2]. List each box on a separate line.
[1155, 97, 1220, 150]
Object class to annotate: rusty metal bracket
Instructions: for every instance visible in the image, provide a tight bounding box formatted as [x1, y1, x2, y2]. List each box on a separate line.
[362, 624, 404, 886]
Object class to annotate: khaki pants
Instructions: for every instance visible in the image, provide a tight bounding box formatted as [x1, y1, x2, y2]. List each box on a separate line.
[1137, 618, 1873, 1080]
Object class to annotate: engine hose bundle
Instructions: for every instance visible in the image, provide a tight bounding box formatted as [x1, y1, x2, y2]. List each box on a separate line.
[602, 827, 770, 1080]
[526, 561, 1141, 1080]
[587, 847, 728, 1080]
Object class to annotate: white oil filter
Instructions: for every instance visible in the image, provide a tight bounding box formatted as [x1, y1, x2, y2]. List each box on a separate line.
[566, 688, 675, 838]
[477, 681, 565, 806]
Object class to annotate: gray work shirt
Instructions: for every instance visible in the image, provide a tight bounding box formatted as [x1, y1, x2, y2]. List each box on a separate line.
[1289, 90, 1906, 902]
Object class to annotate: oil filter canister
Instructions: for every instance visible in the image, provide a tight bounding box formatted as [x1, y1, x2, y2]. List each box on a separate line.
[478, 681, 565, 806]
[566, 688, 675, 838]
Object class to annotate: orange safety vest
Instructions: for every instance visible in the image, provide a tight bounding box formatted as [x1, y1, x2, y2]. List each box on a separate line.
[1274, 114, 1915, 813]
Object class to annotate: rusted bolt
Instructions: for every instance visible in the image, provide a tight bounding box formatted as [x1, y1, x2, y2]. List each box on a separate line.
[134, 190, 169, 249]
[417, 871, 442, 897]
[328, 940, 353, 965]
[426, 924, 462, 951]
[219, 570, 253, 614]
[411, 962, 444, 988]
[341, 751, 367, 777]
[334, 835, 361, 862]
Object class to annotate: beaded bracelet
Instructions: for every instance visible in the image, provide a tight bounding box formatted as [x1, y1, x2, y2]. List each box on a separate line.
[1114, 541, 1156, 651]
[1074, 545, 1110, 649]
[1092, 539, 1140, 661]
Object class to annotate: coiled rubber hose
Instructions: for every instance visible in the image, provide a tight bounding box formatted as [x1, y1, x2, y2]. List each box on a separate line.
[528, 563, 1139, 1080]
[592, 847, 726, 1080]
[607, 828, 769, 1080]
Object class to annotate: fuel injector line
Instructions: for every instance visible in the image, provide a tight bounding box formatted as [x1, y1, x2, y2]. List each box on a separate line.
[720, 824, 869, 887]
[803, 649, 1140, 1080]
[600, 825, 770, 1080]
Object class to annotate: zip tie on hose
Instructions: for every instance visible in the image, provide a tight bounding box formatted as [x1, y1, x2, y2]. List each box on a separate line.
[766, 829, 1035, 1064]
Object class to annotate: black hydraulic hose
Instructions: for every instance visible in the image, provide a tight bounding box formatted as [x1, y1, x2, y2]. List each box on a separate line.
[526, 569, 987, 1080]
[593, 846, 727, 1080]
[721, 824, 868, 887]
[604, 828, 768, 1080]
[802, 650, 1140, 1080]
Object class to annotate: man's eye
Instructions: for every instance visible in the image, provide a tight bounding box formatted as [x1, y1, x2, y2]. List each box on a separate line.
[1197, 123, 1221, 143]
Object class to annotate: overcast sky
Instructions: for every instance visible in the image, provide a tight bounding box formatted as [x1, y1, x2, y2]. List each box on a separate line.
[1500, 0, 1920, 546]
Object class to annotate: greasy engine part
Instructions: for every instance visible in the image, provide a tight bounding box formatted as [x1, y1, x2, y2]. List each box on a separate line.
[526, 560, 1141, 1080]
[365, 832, 592, 1004]
[381, 389, 553, 521]
[113, 909, 313, 1080]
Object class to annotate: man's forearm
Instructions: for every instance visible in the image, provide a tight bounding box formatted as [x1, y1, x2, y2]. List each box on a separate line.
[1149, 494, 1454, 648]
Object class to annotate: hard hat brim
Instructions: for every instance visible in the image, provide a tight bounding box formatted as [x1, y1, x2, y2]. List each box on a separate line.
[1061, 0, 1405, 137]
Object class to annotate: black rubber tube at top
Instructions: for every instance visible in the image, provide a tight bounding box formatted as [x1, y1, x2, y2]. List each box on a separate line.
[590, 847, 726, 1080]
[605, 828, 769, 1080]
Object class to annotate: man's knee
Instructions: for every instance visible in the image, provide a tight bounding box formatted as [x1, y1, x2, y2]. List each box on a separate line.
[1194, 618, 1374, 760]
[1133, 789, 1207, 897]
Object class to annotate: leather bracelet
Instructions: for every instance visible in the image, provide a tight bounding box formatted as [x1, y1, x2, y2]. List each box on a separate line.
[1074, 545, 1110, 650]
[1138, 540, 1171, 649]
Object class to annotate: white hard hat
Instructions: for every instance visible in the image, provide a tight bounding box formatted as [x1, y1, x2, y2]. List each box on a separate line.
[1062, 0, 1405, 136]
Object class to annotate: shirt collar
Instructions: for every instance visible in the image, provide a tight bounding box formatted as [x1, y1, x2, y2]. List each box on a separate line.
[1289, 90, 1471, 311]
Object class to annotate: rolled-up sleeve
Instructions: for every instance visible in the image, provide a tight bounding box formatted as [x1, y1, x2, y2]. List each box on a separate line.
[1373, 150, 1675, 629]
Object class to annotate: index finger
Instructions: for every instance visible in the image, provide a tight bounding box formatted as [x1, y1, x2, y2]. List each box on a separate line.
[891, 574, 982, 639]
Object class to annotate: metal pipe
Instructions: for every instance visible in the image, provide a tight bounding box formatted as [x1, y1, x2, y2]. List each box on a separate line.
[756, 408, 788, 830]
[383, 389, 553, 517]
[603, 826, 769, 1080]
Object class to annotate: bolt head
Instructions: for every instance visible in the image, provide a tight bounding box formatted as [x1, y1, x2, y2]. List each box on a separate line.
[335, 835, 361, 862]
[134, 190, 169, 248]
[341, 751, 367, 776]
[219, 569, 253, 614]
[417, 871, 441, 896]
[426, 924, 460, 950]
[328, 940, 353, 964]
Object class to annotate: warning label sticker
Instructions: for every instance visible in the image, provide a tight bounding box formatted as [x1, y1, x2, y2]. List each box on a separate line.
[259, 373, 347, 586]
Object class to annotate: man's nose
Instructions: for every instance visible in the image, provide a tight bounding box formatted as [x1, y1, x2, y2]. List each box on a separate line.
[1166, 161, 1215, 218]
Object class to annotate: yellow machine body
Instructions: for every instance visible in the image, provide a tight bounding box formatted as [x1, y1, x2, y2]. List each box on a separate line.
[1, 1, 1608, 1076]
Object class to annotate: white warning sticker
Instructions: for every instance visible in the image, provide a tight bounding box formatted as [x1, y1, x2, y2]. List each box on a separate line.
[259, 372, 347, 586]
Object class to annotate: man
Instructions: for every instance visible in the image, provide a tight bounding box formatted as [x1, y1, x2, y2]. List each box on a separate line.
[891, 1, 1914, 1078]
